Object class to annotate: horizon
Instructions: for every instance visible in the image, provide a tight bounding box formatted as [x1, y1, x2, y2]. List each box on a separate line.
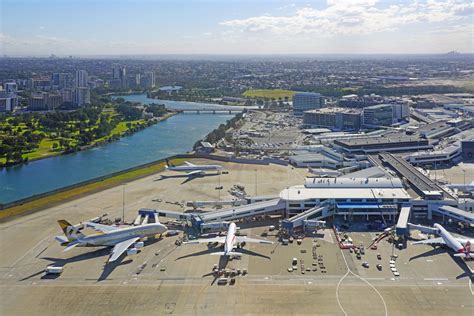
[1, 0, 473, 56]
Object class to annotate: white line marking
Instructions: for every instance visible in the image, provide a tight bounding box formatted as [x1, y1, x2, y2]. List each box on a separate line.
[336, 245, 388, 316]
[469, 278, 473, 296]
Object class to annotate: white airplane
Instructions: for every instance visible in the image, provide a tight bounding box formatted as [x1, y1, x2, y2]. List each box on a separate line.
[183, 222, 273, 257]
[55, 219, 167, 262]
[446, 181, 474, 194]
[165, 159, 223, 177]
[307, 167, 341, 177]
[411, 223, 473, 259]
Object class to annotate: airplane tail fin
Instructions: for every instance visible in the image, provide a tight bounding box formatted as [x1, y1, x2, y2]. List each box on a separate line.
[165, 159, 175, 168]
[58, 220, 85, 241]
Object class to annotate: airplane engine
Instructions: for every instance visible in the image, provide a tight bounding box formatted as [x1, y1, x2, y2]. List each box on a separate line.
[127, 248, 138, 256]
[134, 241, 144, 249]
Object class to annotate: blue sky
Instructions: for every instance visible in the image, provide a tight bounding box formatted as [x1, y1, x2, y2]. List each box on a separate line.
[1, 0, 473, 55]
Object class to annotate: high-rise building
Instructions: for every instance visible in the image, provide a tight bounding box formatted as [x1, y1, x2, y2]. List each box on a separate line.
[28, 92, 63, 110]
[74, 87, 91, 107]
[392, 103, 410, 121]
[0, 91, 18, 112]
[119, 67, 127, 89]
[363, 104, 396, 127]
[112, 64, 121, 79]
[75, 70, 89, 88]
[109, 64, 130, 89]
[52, 73, 73, 89]
[293, 92, 324, 115]
[61, 88, 74, 105]
[141, 71, 156, 89]
[4, 82, 18, 94]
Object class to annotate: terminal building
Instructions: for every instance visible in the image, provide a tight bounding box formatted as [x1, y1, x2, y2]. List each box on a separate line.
[293, 92, 324, 116]
[302, 107, 361, 131]
[333, 133, 431, 154]
[462, 138, 474, 161]
[405, 145, 462, 166]
[279, 177, 411, 220]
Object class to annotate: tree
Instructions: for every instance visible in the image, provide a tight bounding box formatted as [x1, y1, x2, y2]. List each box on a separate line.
[52, 143, 58, 150]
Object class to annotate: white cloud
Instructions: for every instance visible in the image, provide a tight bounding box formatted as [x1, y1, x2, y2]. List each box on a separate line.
[220, 0, 474, 36]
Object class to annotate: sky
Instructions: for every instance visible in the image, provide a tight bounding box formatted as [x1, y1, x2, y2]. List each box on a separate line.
[1, 0, 473, 56]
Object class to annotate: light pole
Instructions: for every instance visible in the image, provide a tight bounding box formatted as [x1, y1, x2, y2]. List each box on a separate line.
[255, 169, 258, 196]
[462, 169, 466, 209]
[122, 184, 126, 224]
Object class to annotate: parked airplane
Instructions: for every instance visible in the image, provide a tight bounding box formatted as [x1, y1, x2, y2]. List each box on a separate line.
[446, 181, 474, 194]
[183, 222, 273, 257]
[55, 220, 167, 262]
[411, 223, 473, 258]
[307, 167, 341, 177]
[165, 159, 223, 176]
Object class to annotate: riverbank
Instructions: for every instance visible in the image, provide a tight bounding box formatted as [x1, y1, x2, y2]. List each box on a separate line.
[0, 157, 185, 221]
[0, 111, 177, 169]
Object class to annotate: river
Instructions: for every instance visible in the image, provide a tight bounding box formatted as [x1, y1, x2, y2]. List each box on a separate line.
[0, 95, 234, 204]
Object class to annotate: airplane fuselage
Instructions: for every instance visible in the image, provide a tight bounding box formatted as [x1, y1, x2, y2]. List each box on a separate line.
[167, 165, 223, 172]
[223, 222, 238, 255]
[434, 223, 467, 254]
[79, 223, 167, 246]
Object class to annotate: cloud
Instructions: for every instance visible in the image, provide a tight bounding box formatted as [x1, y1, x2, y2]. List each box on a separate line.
[220, 0, 474, 36]
[35, 35, 72, 44]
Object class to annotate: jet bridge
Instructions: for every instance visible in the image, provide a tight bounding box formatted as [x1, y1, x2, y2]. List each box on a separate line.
[281, 203, 331, 232]
[191, 199, 285, 230]
[433, 205, 474, 224]
[396, 205, 411, 236]
[136, 208, 192, 225]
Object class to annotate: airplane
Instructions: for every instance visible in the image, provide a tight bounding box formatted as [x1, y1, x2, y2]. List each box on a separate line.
[165, 159, 223, 177]
[446, 181, 474, 194]
[307, 167, 342, 178]
[411, 223, 473, 259]
[55, 219, 167, 262]
[183, 222, 273, 257]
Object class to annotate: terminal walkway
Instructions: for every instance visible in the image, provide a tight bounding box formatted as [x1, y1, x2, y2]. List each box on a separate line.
[433, 205, 474, 224]
[281, 204, 331, 231]
[396, 205, 411, 236]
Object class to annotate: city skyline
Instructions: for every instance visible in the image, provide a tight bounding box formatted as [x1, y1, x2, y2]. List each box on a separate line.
[1, 0, 473, 56]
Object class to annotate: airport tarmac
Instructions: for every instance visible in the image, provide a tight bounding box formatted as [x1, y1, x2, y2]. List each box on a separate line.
[0, 160, 473, 315]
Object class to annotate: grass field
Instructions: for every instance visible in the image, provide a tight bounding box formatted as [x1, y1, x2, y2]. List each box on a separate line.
[0, 158, 185, 221]
[242, 89, 295, 99]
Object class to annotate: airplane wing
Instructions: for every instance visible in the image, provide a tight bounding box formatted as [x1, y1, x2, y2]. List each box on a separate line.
[412, 237, 445, 245]
[85, 222, 120, 233]
[236, 236, 274, 244]
[455, 238, 474, 245]
[186, 170, 204, 176]
[183, 236, 226, 244]
[109, 237, 140, 262]
[184, 161, 196, 167]
[64, 241, 80, 252]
